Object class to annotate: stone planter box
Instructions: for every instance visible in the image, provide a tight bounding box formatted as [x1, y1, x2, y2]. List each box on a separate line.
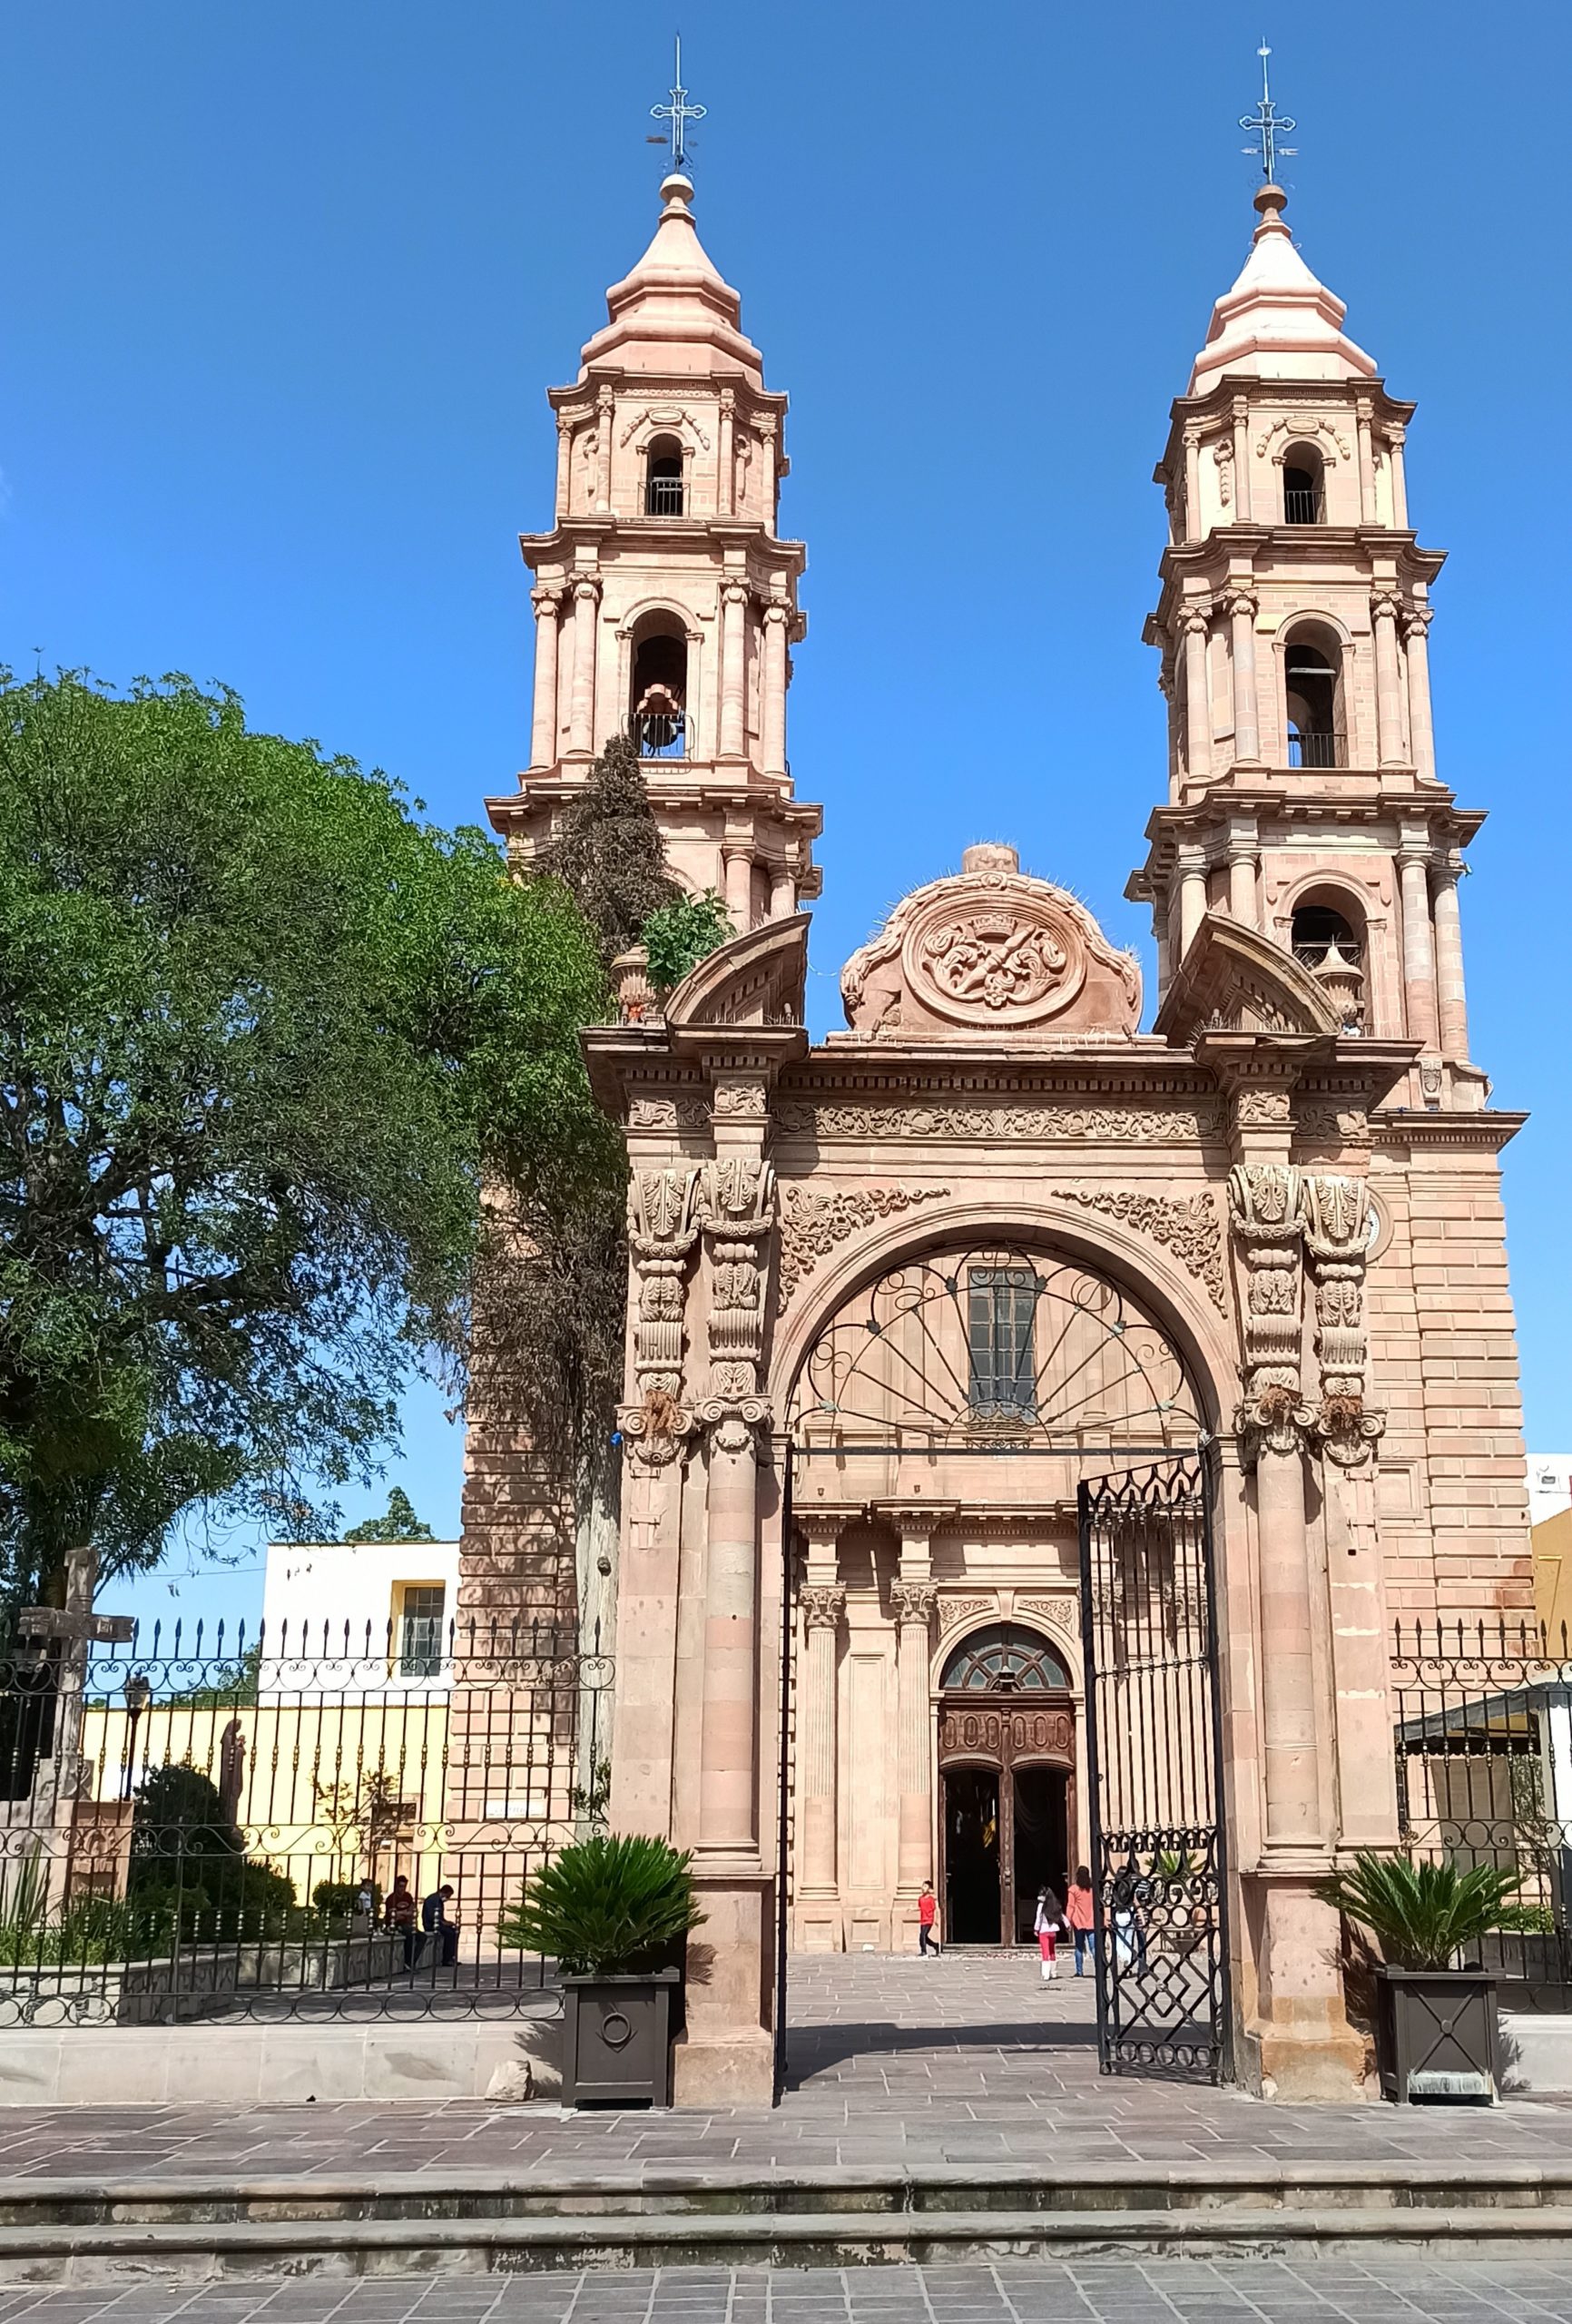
[1375, 1965, 1499, 2103]
[0, 1929, 406, 2027]
[561, 1967, 679, 2107]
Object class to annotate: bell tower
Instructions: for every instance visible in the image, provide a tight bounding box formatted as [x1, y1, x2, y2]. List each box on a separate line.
[1128, 153, 1483, 1112]
[487, 154, 821, 931]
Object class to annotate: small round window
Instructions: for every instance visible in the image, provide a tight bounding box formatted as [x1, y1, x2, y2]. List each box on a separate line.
[939, 1624, 1068, 1692]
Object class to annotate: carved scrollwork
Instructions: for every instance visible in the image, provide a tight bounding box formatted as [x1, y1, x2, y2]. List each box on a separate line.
[890, 1581, 938, 1628]
[1056, 1187, 1226, 1311]
[799, 1583, 846, 1631]
[698, 1159, 777, 1452]
[776, 1184, 950, 1313]
[1300, 1173, 1384, 1469]
[1227, 1163, 1308, 1464]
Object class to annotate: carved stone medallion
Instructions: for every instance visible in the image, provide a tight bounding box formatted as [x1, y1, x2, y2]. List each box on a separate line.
[902, 889, 1086, 1028]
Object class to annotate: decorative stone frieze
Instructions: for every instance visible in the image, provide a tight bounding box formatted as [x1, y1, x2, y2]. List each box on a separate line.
[938, 1594, 995, 1637]
[1226, 1162, 1312, 1463]
[1057, 1187, 1226, 1311]
[628, 1094, 711, 1132]
[772, 1099, 1223, 1144]
[775, 1183, 950, 1313]
[1301, 1173, 1384, 1468]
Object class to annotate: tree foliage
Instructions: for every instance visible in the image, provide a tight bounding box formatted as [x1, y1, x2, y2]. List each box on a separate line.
[641, 890, 732, 992]
[0, 671, 610, 1613]
[537, 731, 675, 969]
[343, 1487, 433, 1542]
[495, 1830, 704, 1976]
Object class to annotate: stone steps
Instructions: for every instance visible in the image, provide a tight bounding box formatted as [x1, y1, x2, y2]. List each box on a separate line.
[5, 2163, 1572, 2277]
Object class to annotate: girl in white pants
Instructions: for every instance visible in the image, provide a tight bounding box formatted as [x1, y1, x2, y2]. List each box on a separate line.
[1034, 1887, 1065, 1980]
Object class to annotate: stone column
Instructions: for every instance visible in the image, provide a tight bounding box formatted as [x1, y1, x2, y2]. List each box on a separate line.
[797, 1559, 845, 1906]
[718, 391, 735, 518]
[719, 581, 748, 760]
[722, 842, 753, 932]
[1226, 820, 1259, 927]
[1176, 846, 1208, 957]
[528, 587, 561, 769]
[594, 385, 614, 513]
[1183, 425, 1203, 542]
[761, 604, 790, 778]
[1227, 1155, 1321, 1857]
[769, 865, 797, 921]
[1432, 859, 1469, 1062]
[892, 1561, 938, 1900]
[1355, 398, 1376, 523]
[1231, 396, 1253, 522]
[554, 415, 572, 517]
[1182, 609, 1211, 783]
[566, 576, 601, 759]
[1403, 605, 1437, 780]
[1371, 592, 1409, 769]
[1226, 587, 1261, 765]
[1398, 843, 1439, 1051]
[1152, 894, 1171, 1007]
[1386, 424, 1409, 527]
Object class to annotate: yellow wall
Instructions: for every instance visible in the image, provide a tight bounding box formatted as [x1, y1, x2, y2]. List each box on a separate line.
[1533, 1507, 1572, 1649]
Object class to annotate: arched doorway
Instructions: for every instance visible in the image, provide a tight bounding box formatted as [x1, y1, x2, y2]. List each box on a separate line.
[937, 1624, 1074, 1945]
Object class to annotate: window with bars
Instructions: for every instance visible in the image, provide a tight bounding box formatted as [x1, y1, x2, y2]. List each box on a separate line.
[397, 1585, 447, 1678]
[967, 1265, 1040, 1419]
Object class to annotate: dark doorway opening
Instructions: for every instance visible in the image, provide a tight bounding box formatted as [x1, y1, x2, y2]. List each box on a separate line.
[1011, 1766, 1069, 1942]
[943, 1767, 1000, 1944]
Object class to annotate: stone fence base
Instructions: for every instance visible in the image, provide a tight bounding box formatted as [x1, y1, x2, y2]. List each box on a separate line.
[0, 2012, 563, 2104]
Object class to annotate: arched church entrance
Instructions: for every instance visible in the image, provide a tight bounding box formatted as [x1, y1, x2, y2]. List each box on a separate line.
[937, 1624, 1074, 1946]
[781, 1234, 1231, 2083]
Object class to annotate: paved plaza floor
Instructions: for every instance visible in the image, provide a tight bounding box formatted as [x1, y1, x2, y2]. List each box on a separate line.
[2, 1951, 1571, 2179]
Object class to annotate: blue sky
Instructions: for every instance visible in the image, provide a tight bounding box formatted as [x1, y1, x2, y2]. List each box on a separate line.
[4, 2, 1567, 1638]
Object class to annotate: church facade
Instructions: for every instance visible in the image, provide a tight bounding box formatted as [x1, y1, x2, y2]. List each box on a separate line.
[467, 162, 1534, 2106]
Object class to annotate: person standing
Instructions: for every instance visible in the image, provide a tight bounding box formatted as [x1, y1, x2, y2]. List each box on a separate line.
[1034, 1886, 1065, 1981]
[385, 1875, 420, 1969]
[1066, 1866, 1096, 1976]
[917, 1880, 940, 1956]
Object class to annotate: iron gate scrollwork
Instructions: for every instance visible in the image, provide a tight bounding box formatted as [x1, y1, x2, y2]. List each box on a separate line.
[1077, 1457, 1230, 2082]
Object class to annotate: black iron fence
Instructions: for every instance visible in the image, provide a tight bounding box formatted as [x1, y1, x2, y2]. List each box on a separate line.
[0, 1619, 610, 2028]
[1392, 1619, 1572, 2010]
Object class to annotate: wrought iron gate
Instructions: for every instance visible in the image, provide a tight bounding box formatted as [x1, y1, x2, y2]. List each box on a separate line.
[1077, 1456, 1230, 2082]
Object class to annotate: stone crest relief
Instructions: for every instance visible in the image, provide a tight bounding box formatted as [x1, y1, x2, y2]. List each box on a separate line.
[840, 845, 1141, 1039]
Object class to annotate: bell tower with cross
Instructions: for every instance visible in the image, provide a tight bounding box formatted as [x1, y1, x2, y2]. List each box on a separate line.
[487, 53, 821, 932]
[1128, 45, 1484, 1116]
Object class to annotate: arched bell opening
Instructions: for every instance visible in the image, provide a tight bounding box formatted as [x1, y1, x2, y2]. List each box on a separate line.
[644, 433, 685, 517]
[1292, 887, 1368, 1034]
[1282, 440, 1326, 525]
[1283, 621, 1347, 769]
[628, 610, 690, 760]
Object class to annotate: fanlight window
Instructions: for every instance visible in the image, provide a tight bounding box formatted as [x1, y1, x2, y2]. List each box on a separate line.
[788, 1243, 1202, 1449]
[940, 1625, 1068, 1693]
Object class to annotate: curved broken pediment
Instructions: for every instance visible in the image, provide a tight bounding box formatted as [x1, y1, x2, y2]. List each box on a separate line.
[1155, 912, 1341, 1045]
[665, 911, 809, 1031]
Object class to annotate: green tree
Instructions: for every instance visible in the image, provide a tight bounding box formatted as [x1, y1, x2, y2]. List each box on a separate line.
[0, 670, 611, 1620]
[343, 1487, 434, 1542]
[537, 730, 675, 966]
[641, 890, 732, 991]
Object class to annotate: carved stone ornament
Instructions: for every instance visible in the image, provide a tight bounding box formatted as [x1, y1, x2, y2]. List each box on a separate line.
[628, 1093, 711, 1132]
[1017, 1594, 1080, 1645]
[1227, 1162, 1310, 1465]
[619, 1167, 703, 1471]
[939, 1594, 995, 1636]
[712, 1078, 770, 1118]
[800, 1583, 846, 1631]
[1300, 1173, 1384, 1469]
[772, 1099, 1223, 1145]
[1213, 440, 1233, 506]
[891, 1581, 938, 1627]
[840, 850, 1141, 1039]
[776, 1183, 950, 1314]
[699, 1158, 777, 1453]
[1058, 1187, 1226, 1312]
[1293, 1099, 1372, 1151]
[1233, 1085, 1293, 1128]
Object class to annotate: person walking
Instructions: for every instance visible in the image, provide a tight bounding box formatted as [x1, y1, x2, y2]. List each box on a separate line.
[917, 1880, 940, 1957]
[1033, 1885, 1066, 1981]
[1066, 1866, 1096, 1976]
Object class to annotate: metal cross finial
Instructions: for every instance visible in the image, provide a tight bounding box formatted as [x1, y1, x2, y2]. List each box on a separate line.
[1239, 38, 1297, 183]
[650, 34, 706, 173]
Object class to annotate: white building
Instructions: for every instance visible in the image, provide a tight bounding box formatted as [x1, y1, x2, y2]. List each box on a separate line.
[259, 1538, 461, 1698]
[1529, 1459, 1572, 1529]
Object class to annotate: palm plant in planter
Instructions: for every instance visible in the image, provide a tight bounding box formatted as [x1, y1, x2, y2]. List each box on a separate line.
[1320, 1852, 1538, 2104]
[498, 1835, 704, 2107]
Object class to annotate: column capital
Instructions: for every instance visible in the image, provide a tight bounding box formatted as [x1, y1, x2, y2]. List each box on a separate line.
[1384, 420, 1406, 447]
[531, 585, 563, 617]
[1370, 587, 1403, 623]
[1223, 586, 1259, 621]
[594, 382, 615, 413]
[1401, 603, 1433, 638]
[1180, 606, 1213, 638]
[721, 577, 752, 606]
[1231, 391, 1252, 419]
[761, 598, 791, 628]
[891, 1581, 938, 1628]
[1182, 421, 1203, 450]
[570, 574, 603, 605]
[801, 1584, 846, 1631]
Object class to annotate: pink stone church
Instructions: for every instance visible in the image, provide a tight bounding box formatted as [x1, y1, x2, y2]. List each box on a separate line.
[464, 153, 1533, 2105]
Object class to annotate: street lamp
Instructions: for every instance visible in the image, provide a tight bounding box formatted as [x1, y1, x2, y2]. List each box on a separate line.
[121, 1672, 151, 1802]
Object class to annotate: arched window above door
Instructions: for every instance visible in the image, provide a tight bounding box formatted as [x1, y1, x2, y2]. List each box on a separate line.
[939, 1625, 1069, 1693]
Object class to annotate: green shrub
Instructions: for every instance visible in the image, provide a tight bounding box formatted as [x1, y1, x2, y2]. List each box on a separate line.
[1319, 1850, 1542, 1971]
[496, 1832, 704, 1977]
[640, 891, 732, 992]
[312, 1879, 382, 1922]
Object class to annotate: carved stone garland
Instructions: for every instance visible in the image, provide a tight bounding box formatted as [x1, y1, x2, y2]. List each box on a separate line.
[1226, 1162, 1312, 1464]
[695, 1156, 777, 1455]
[617, 1167, 701, 1469]
[1301, 1174, 1384, 1468]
